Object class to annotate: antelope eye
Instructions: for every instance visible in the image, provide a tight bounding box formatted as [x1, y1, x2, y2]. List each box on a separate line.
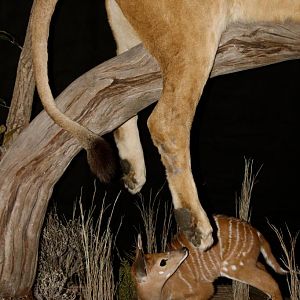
[160, 259, 167, 267]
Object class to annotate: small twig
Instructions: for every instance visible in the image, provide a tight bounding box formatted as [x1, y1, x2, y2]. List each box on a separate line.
[267, 221, 299, 300]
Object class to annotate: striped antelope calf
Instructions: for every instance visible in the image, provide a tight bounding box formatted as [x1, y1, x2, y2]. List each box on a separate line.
[31, 0, 300, 250]
[132, 234, 189, 300]
[132, 215, 286, 300]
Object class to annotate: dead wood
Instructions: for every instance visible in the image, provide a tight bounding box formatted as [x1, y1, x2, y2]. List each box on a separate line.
[2, 3, 36, 149]
[213, 285, 269, 300]
[0, 20, 299, 296]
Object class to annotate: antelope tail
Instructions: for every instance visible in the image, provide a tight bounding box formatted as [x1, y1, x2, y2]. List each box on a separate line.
[30, 0, 115, 182]
[258, 232, 287, 275]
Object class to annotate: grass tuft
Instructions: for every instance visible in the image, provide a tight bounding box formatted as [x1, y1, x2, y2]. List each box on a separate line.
[136, 186, 174, 253]
[268, 222, 299, 300]
[34, 209, 83, 299]
[233, 158, 261, 300]
[78, 191, 120, 300]
[34, 188, 120, 299]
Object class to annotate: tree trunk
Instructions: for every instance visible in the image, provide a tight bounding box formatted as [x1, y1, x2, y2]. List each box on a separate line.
[2, 3, 36, 149]
[0, 20, 299, 296]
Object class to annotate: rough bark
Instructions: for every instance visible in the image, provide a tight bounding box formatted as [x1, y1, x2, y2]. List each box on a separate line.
[2, 4, 35, 149]
[213, 22, 300, 77]
[0, 21, 299, 297]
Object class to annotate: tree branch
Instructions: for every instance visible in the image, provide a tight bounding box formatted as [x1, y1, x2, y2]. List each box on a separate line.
[0, 21, 299, 296]
[2, 2, 36, 149]
[213, 22, 300, 76]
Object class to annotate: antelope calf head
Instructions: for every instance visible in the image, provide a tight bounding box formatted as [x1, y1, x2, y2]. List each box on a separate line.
[131, 234, 189, 300]
[132, 216, 287, 300]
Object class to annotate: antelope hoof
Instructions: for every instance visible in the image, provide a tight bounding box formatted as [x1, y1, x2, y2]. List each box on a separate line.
[174, 208, 213, 250]
[120, 159, 146, 194]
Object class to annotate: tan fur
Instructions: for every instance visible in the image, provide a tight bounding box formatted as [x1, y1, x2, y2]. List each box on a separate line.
[132, 216, 286, 300]
[113, 116, 146, 193]
[106, 0, 146, 193]
[31, 0, 300, 248]
[131, 234, 189, 300]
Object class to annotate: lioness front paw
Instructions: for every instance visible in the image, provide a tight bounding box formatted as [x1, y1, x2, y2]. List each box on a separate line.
[174, 208, 213, 250]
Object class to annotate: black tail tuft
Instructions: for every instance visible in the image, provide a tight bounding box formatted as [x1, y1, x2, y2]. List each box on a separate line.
[86, 137, 116, 183]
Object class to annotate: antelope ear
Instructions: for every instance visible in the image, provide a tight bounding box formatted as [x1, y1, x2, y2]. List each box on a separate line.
[133, 234, 148, 282]
[137, 233, 143, 250]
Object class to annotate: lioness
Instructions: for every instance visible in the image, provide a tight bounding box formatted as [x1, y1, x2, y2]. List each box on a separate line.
[31, 0, 300, 249]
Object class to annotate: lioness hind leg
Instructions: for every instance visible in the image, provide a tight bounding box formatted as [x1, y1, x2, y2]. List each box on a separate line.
[106, 0, 146, 193]
[114, 116, 146, 194]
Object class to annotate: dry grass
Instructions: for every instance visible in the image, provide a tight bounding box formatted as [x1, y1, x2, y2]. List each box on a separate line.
[34, 209, 83, 299]
[160, 200, 174, 252]
[78, 192, 120, 300]
[34, 189, 120, 299]
[268, 222, 300, 300]
[136, 190, 160, 253]
[233, 158, 261, 300]
[35, 187, 174, 300]
[235, 158, 261, 222]
[136, 185, 174, 253]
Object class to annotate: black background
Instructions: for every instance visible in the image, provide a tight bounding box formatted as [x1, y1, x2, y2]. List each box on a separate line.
[1, 0, 299, 293]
